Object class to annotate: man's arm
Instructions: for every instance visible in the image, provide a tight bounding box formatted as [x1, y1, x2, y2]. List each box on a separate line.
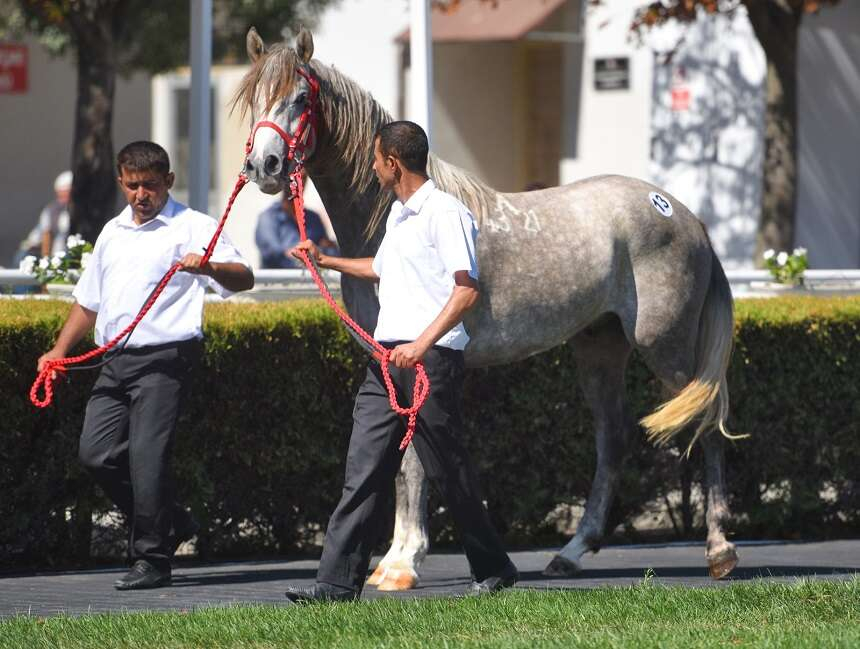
[389, 271, 479, 369]
[37, 303, 97, 372]
[289, 240, 378, 281]
[178, 254, 255, 292]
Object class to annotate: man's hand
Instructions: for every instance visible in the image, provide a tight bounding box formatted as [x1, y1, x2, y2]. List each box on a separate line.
[389, 341, 431, 369]
[37, 348, 66, 373]
[178, 253, 213, 276]
[289, 240, 322, 266]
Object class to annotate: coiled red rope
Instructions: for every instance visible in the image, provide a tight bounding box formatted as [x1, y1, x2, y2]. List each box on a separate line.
[30, 65, 429, 450]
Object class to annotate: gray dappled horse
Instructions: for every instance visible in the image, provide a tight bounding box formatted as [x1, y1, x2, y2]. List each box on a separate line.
[236, 28, 741, 589]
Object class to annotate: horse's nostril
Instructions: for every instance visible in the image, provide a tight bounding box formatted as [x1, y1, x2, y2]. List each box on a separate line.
[244, 159, 255, 174]
[264, 154, 282, 175]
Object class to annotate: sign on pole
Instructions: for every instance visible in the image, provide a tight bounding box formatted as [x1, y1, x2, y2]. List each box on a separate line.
[0, 44, 28, 94]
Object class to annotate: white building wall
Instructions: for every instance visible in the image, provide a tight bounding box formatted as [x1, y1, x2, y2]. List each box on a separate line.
[796, 1, 860, 269]
[649, 9, 766, 270]
[559, 0, 654, 184]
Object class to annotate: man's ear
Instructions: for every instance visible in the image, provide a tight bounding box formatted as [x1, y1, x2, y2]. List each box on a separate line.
[165, 172, 175, 190]
[247, 27, 265, 63]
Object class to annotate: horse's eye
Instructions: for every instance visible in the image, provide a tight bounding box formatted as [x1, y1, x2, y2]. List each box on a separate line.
[296, 92, 307, 104]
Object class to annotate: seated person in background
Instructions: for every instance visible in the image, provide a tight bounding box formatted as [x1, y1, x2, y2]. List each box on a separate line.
[14, 170, 73, 267]
[255, 180, 338, 269]
[39, 170, 73, 257]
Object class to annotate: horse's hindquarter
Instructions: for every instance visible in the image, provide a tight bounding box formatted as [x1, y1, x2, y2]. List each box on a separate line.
[464, 181, 618, 366]
[462, 176, 713, 367]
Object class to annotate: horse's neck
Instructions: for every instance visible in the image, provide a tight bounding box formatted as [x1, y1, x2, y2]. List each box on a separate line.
[307, 162, 382, 257]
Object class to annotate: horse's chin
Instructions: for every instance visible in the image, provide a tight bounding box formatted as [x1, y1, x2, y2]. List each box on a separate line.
[256, 176, 284, 195]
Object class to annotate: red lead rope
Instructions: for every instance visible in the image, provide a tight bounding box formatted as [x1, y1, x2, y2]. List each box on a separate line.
[30, 66, 429, 451]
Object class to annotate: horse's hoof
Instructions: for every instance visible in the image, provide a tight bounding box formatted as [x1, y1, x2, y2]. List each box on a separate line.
[542, 555, 582, 577]
[708, 547, 739, 580]
[377, 567, 418, 591]
[366, 564, 387, 586]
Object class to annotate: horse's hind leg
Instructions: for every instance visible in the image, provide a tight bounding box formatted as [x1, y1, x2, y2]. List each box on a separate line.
[636, 315, 739, 580]
[700, 431, 738, 579]
[544, 315, 636, 576]
[367, 444, 429, 590]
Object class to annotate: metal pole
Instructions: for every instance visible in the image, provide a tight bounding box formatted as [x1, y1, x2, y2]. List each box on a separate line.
[189, 0, 212, 213]
[410, 0, 433, 145]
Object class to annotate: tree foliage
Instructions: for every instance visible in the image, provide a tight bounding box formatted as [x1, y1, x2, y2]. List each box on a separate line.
[0, 0, 337, 74]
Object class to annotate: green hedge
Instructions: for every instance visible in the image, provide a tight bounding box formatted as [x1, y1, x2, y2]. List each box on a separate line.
[2, 297, 859, 569]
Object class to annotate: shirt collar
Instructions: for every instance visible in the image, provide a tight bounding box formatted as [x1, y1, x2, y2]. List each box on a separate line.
[117, 195, 179, 229]
[393, 179, 435, 223]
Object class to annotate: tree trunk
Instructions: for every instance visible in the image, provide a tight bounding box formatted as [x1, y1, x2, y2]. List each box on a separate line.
[68, 8, 119, 245]
[745, 2, 803, 260]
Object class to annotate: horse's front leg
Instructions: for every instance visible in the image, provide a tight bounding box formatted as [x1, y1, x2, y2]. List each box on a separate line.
[700, 431, 739, 579]
[544, 323, 635, 576]
[367, 444, 430, 590]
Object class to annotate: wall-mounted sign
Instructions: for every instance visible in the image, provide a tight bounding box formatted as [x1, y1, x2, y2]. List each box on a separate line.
[0, 44, 28, 94]
[594, 57, 629, 91]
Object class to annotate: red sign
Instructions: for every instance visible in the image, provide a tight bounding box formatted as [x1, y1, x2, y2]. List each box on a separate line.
[0, 44, 28, 94]
[671, 86, 690, 112]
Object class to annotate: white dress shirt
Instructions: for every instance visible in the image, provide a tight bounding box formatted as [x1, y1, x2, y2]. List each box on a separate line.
[372, 179, 479, 350]
[73, 196, 250, 347]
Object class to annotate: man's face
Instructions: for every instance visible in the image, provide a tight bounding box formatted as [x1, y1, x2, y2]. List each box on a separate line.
[372, 138, 396, 190]
[118, 167, 174, 224]
[55, 187, 71, 206]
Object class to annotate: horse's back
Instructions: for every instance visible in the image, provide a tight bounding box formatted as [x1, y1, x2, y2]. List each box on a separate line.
[464, 174, 715, 366]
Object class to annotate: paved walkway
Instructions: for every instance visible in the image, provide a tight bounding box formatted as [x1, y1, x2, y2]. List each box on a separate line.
[2, 540, 857, 618]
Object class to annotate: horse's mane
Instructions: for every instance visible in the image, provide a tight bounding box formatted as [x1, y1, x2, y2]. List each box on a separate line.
[232, 43, 496, 236]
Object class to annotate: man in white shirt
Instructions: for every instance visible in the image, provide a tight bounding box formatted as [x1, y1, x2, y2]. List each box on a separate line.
[37, 141, 254, 590]
[285, 121, 517, 602]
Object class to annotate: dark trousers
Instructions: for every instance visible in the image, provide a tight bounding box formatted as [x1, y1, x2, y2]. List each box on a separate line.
[316, 345, 512, 592]
[78, 339, 201, 570]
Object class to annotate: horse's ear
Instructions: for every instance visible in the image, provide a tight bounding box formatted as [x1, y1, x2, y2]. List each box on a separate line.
[296, 28, 314, 63]
[246, 27, 265, 63]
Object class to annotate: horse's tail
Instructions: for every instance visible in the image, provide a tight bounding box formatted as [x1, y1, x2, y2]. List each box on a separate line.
[641, 250, 742, 454]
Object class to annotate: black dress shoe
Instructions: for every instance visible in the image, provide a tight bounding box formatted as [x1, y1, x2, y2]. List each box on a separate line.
[114, 560, 172, 591]
[284, 582, 359, 603]
[465, 563, 519, 596]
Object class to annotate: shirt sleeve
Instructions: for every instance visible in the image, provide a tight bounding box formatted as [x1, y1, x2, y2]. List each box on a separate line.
[194, 216, 251, 298]
[371, 231, 389, 278]
[72, 233, 104, 312]
[431, 205, 479, 280]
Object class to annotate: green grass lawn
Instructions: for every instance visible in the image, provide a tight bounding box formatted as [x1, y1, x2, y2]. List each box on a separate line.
[2, 579, 858, 649]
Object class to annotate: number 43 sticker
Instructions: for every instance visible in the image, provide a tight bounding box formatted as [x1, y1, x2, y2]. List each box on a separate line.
[649, 192, 673, 218]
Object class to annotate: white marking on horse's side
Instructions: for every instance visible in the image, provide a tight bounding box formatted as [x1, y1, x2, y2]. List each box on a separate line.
[486, 213, 512, 233]
[649, 192, 673, 218]
[524, 210, 542, 233]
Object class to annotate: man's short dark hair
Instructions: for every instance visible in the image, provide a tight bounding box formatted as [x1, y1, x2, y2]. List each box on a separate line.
[375, 121, 428, 174]
[116, 141, 171, 177]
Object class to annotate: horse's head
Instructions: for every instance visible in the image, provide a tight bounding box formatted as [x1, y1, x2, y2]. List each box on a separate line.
[235, 27, 318, 195]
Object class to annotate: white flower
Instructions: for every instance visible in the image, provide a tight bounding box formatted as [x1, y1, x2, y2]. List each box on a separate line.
[66, 234, 84, 249]
[776, 251, 789, 266]
[56, 251, 66, 259]
[66, 269, 80, 282]
[38, 257, 50, 270]
[19, 255, 37, 274]
[763, 249, 775, 261]
[80, 252, 92, 269]
[50, 255, 62, 268]
[793, 247, 807, 257]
